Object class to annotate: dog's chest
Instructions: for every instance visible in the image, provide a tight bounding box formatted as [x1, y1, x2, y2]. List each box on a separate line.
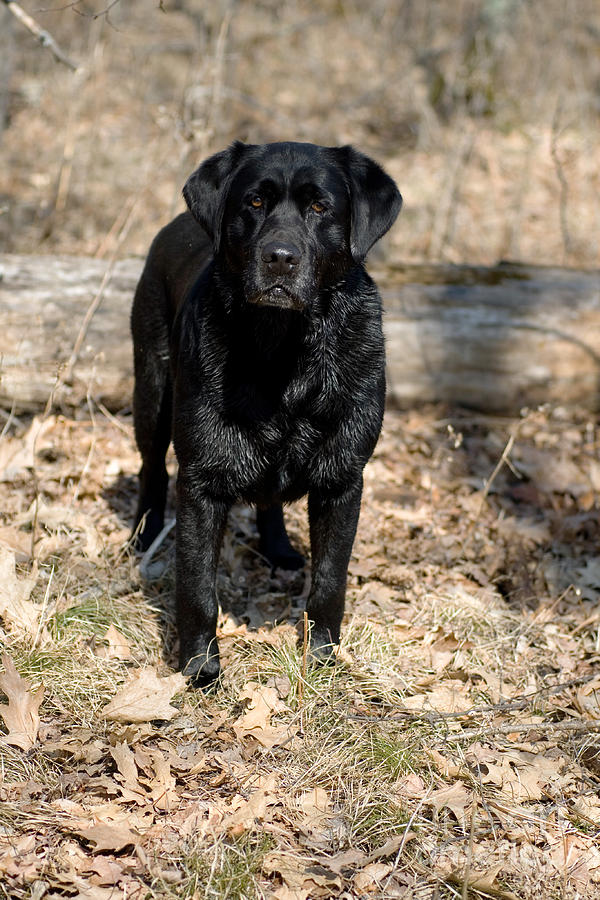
[192, 376, 347, 502]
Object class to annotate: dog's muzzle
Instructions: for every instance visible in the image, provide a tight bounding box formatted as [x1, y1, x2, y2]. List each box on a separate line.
[247, 239, 306, 310]
[247, 285, 305, 311]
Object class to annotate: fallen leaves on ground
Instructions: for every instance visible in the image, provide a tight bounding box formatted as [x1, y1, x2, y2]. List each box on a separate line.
[2, 406, 600, 898]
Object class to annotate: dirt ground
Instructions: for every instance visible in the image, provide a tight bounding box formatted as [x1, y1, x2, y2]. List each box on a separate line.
[1, 402, 600, 898]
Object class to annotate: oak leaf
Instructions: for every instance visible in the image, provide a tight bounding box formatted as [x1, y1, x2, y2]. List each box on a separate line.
[353, 862, 393, 893]
[95, 624, 132, 661]
[76, 822, 139, 852]
[102, 668, 186, 723]
[0, 653, 44, 750]
[576, 677, 600, 719]
[225, 773, 279, 835]
[232, 681, 295, 748]
[0, 546, 40, 637]
[428, 781, 471, 828]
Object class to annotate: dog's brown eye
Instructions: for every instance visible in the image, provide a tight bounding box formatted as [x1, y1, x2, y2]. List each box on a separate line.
[311, 201, 325, 213]
[250, 196, 263, 209]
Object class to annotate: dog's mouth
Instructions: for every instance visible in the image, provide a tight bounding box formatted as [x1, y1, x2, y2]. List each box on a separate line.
[247, 285, 305, 311]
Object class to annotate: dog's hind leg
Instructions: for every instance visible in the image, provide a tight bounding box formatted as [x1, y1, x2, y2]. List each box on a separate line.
[256, 504, 305, 571]
[131, 280, 173, 551]
[305, 478, 363, 660]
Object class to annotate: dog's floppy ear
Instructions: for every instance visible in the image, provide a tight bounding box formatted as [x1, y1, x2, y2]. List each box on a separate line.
[183, 141, 249, 249]
[336, 146, 402, 262]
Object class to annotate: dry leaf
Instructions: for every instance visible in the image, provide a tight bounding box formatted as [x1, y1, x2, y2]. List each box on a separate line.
[397, 773, 428, 798]
[264, 852, 308, 891]
[73, 886, 126, 900]
[429, 782, 471, 828]
[102, 668, 186, 723]
[19, 499, 102, 561]
[76, 822, 139, 852]
[497, 516, 551, 545]
[88, 856, 125, 885]
[232, 681, 295, 748]
[515, 447, 591, 496]
[145, 748, 179, 812]
[296, 786, 332, 838]
[0, 545, 41, 636]
[225, 773, 278, 835]
[263, 852, 311, 893]
[403, 683, 469, 715]
[0, 415, 56, 482]
[109, 741, 140, 786]
[576, 677, 600, 719]
[302, 864, 342, 897]
[298, 786, 331, 818]
[95, 624, 132, 661]
[321, 848, 368, 874]
[271, 887, 309, 900]
[547, 833, 600, 889]
[0, 654, 44, 750]
[353, 862, 393, 893]
[468, 863, 511, 895]
[572, 796, 600, 825]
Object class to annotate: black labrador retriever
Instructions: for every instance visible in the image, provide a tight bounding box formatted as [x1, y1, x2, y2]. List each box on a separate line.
[131, 141, 401, 685]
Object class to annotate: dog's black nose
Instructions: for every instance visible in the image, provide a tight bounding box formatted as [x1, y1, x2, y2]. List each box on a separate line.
[261, 241, 301, 275]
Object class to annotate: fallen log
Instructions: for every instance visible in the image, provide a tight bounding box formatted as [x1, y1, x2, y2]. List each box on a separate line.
[0, 254, 599, 414]
[378, 261, 600, 412]
[0, 254, 141, 413]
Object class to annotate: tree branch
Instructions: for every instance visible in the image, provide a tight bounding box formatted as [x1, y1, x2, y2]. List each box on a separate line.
[2, 0, 79, 71]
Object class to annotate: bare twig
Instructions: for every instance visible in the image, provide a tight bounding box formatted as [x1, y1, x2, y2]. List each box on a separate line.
[450, 719, 600, 743]
[480, 433, 515, 505]
[551, 97, 574, 262]
[31, 563, 54, 649]
[2, 0, 79, 70]
[36, 0, 120, 21]
[462, 798, 477, 900]
[71, 373, 98, 506]
[427, 124, 475, 260]
[298, 611, 309, 711]
[139, 518, 176, 580]
[346, 674, 596, 723]
[63, 191, 140, 384]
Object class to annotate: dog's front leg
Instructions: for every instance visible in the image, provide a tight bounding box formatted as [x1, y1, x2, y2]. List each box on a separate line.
[176, 473, 229, 686]
[306, 477, 363, 660]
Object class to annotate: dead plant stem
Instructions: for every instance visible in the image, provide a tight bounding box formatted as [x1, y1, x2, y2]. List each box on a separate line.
[551, 97, 574, 262]
[64, 196, 140, 385]
[347, 674, 595, 723]
[450, 719, 600, 743]
[2, 0, 79, 70]
[298, 611, 309, 716]
[462, 798, 477, 900]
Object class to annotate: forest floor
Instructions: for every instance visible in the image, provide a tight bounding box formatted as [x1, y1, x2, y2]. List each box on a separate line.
[2, 4, 600, 897]
[1, 402, 600, 899]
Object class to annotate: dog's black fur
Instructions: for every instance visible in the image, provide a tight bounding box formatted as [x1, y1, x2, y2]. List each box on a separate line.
[131, 141, 401, 685]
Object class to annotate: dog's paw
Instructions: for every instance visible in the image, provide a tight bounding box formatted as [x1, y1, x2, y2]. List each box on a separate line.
[132, 510, 164, 553]
[268, 546, 305, 571]
[306, 628, 337, 665]
[180, 640, 221, 689]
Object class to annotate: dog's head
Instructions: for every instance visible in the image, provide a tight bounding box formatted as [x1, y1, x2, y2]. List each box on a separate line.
[183, 141, 401, 311]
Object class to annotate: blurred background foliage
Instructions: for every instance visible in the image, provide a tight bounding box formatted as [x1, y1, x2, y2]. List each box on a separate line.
[0, 0, 598, 265]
